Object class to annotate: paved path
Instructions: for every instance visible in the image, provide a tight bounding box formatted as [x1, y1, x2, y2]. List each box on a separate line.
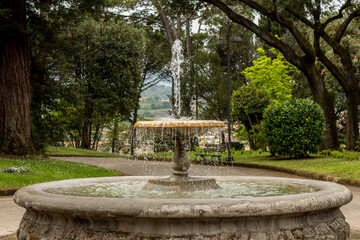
[1, 157, 359, 238]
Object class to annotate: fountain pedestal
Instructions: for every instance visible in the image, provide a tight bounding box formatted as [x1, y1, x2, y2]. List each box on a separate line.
[142, 134, 221, 192]
[171, 135, 190, 178]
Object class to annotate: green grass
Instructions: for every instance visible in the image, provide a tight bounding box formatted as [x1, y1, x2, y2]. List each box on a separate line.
[46, 146, 131, 158]
[0, 157, 122, 189]
[146, 150, 360, 180]
[236, 155, 360, 180]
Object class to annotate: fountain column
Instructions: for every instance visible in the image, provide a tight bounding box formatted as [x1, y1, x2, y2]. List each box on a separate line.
[170, 134, 190, 180]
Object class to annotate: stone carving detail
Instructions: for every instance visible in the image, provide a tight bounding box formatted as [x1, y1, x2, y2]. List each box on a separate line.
[14, 176, 353, 240]
[17, 209, 350, 240]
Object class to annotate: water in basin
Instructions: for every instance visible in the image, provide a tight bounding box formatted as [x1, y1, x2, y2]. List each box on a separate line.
[46, 180, 318, 199]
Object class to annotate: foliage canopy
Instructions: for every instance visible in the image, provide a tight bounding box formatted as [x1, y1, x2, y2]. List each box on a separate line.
[242, 47, 298, 103]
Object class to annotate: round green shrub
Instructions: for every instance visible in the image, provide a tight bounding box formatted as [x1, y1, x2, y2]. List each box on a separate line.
[263, 99, 324, 158]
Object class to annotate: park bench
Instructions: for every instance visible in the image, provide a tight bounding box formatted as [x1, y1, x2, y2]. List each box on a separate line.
[194, 144, 226, 165]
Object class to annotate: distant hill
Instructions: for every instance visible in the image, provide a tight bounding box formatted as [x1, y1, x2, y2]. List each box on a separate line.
[142, 84, 171, 99]
[139, 84, 172, 118]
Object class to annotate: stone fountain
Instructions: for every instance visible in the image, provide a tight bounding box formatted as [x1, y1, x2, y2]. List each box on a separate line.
[13, 119, 353, 239]
[14, 176, 352, 239]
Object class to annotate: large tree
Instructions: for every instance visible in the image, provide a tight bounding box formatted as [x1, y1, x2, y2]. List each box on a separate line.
[0, 0, 110, 154]
[45, 16, 144, 149]
[0, 0, 35, 154]
[200, 0, 360, 150]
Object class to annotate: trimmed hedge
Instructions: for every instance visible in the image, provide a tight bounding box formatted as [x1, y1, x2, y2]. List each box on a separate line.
[263, 99, 324, 158]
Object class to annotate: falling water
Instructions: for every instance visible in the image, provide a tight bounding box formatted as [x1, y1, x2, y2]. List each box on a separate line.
[170, 39, 184, 118]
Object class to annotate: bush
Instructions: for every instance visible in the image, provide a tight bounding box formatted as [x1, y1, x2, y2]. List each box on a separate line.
[263, 99, 324, 158]
[232, 85, 270, 150]
[321, 150, 358, 160]
[230, 142, 244, 151]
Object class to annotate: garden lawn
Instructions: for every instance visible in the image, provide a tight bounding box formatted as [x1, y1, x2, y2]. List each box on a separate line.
[46, 147, 130, 158]
[232, 152, 360, 180]
[147, 150, 360, 180]
[0, 157, 122, 189]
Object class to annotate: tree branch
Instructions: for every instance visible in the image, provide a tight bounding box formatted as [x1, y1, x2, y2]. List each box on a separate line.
[334, 8, 360, 42]
[273, 0, 280, 21]
[143, 78, 163, 91]
[321, 0, 352, 33]
[117, 14, 162, 25]
[152, 0, 175, 46]
[226, 0, 316, 60]
[285, 7, 315, 29]
[202, 0, 304, 68]
[313, 34, 347, 91]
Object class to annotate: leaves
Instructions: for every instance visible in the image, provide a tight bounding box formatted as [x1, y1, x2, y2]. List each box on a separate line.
[263, 99, 325, 158]
[48, 17, 145, 146]
[242, 47, 299, 103]
[231, 85, 270, 123]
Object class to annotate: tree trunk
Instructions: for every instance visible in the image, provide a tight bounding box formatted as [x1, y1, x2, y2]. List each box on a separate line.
[130, 106, 139, 155]
[81, 105, 93, 149]
[156, 4, 174, 46]
[185, 17, 192, 58]
[81, 80, 94, 149]
[345, 88, 359, 150]
[243, 121, 258, 150]
[195, 82, 199, 120]
[302, 63, 339, 150]
[113, 118, 120, 153]
[92, 124, 100, 150]
[81, 122, 92, 149]
[0, 0, 35, 155]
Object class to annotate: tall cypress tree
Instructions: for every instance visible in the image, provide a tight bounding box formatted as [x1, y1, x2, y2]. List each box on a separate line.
[0, 0, 35, 155]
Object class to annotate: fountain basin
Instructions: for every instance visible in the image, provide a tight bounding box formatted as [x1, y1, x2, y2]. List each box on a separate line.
[133, 120, 225, 138]
[14, 176, 352, 239]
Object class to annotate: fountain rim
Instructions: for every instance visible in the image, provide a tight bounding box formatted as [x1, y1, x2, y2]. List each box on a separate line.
[13, 176, 352, 219]
[133, 120, 225, 129]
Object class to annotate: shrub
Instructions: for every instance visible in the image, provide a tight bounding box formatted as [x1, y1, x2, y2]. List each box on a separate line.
[232, 85, 270, 150]
[321, 150, 358, 160]
[230, 142, 244, 151]
[263, 99, 324, 158]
